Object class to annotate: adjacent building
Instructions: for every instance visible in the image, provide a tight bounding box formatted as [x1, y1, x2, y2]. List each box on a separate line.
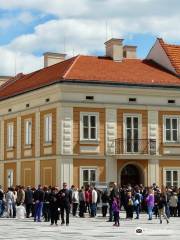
[0, 38, 180, 189]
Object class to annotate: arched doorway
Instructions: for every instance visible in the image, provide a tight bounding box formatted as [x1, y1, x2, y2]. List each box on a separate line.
[121, 164, 143, 186]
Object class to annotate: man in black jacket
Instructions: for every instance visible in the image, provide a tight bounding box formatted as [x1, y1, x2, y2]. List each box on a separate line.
[25, 186, 33, 218]
[33, 185, 45, 222]
[57, 182, 72, 226]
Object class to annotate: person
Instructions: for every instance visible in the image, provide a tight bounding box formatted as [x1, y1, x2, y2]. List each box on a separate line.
[33, 185, 45, 222]
[126, 191, 134, 219]
[85, 185, 90, 214]
[101, 189, 109, 217]
[25, 186, 33, 218]
[79, 186, 85, 217]
[169, 191, 178, 217]
[178, 188, 180, 217]
[112, 196, 120, 226]
[72, 187, 79, 217]
[6, 187, 15, 218]
[146, 188, 154, 220]
[57, 182, 72, 226]
[0, 186, 4, 217]
[154, 190, 160, 218]
[49, 187, 58, 225]
[134, 187, 142, 219]
[43, 186, 50, 222]
[12, 187, 17, 218]
[16, 186, 25, 206]
[90, 186, 97, 217]
[108, 183, 119, 222]
[157, 193, 169, 224]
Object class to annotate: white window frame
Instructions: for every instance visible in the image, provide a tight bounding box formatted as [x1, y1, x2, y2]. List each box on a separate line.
[44, 114, 52, 143]
[123, 114, 142, 153]
[25, 119, 32, 145]
[80, 112, 99, 141]
[7, 123, 14, 148]
[163, 116, 179, 143]
[163, 168, 180, 187]
[80, 167, 98, 187]
[7, 169, 13, 187]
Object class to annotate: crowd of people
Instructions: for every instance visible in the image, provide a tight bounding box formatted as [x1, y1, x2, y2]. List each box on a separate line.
[0, 183, 180, 227]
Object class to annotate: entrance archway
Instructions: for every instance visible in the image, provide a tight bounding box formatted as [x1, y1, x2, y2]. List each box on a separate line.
[120, 164, 143, 186]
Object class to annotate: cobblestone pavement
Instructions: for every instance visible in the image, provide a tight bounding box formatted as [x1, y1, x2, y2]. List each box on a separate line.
[0, 212, 179, 240]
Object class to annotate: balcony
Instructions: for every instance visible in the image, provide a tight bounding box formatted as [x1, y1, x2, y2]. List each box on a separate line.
[113, 138, 156, 155]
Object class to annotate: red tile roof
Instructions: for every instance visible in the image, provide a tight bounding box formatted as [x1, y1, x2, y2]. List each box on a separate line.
[0, 56, 76, 100]
[158, 38, 180, 75]
[0, 54, 180, 101]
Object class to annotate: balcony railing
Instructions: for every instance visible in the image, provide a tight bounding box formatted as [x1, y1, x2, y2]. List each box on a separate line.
[113, 138, 156, 155]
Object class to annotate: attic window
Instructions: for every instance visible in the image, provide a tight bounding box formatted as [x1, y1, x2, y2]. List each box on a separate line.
[8, 108, 12, 112]
[45, 98, 50, 102]
[86, 96, 94, 100]
[129, 98, 136, 103]
[26, 104, 30, 108]
[168, 100, 175, 104]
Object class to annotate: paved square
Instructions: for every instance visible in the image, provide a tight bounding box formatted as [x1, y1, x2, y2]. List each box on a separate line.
[0, 212, 179, 240]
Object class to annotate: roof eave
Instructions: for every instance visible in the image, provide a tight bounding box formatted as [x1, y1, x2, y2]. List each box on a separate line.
[61, 79, 180, 90]
[1, 77, 180, 102]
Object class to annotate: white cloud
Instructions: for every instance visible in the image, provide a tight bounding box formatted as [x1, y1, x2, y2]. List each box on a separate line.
[0, 0, 180, 75]
[0, 47, 42, 76]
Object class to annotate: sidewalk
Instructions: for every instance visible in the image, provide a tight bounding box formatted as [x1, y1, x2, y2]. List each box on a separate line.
[0, 212, 179, 239]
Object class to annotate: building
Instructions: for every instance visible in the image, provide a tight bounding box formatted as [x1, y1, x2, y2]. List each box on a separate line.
[0, 38, 180, 189]
[0, 76, 12, 86]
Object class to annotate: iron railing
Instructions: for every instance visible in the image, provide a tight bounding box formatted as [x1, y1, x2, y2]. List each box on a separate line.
[113, 138, 156, 155]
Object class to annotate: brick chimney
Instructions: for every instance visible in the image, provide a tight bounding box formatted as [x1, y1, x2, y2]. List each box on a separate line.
[104, 38, 124, 61]
[123, 45, 137, 59]
[43, 52, 66, 67]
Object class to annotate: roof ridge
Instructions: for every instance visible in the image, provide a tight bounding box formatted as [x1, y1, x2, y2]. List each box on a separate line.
[0, 73, 26, 90]
[63, 55, 81, 79]
[158, 38, 180, 74]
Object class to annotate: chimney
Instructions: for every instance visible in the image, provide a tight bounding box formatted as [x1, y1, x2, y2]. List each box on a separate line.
[123, 45, 137, 59]
[43, 52, 67, 67]
[104, 38, 124, 61]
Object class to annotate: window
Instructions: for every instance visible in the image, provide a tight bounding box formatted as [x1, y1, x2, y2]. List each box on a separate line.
[7, 123, 14, 148]
[7, 169, 13, 187]
[164, 117, 178, 142]
[165, 170, 179, 187]
[86, 96, 94, 100]
[44, 114, 52, 143]
[81, 168, 97, 186]
[25, 120, 32, 145]
[80, 113, 98, 141]
[124, 115, 141, 153]
[129, 98, 136, 103]
[168, 100, 175, 104]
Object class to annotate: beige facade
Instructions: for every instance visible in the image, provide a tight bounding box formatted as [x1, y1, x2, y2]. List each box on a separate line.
[0, 82, 179, 189]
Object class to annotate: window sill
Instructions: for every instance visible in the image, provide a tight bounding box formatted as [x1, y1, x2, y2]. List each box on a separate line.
[24, 144, 32, 149]
[6, 147, 14, 151]
[80, 140, 99, 145]
[43, 142, 53, 147]
[163, 142, 180, 147]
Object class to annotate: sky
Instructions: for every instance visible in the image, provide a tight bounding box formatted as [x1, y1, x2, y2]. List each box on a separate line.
[0, 0, 180, 76]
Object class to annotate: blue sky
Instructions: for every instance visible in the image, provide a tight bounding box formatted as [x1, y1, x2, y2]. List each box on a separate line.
[0, 0, 179, 75]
